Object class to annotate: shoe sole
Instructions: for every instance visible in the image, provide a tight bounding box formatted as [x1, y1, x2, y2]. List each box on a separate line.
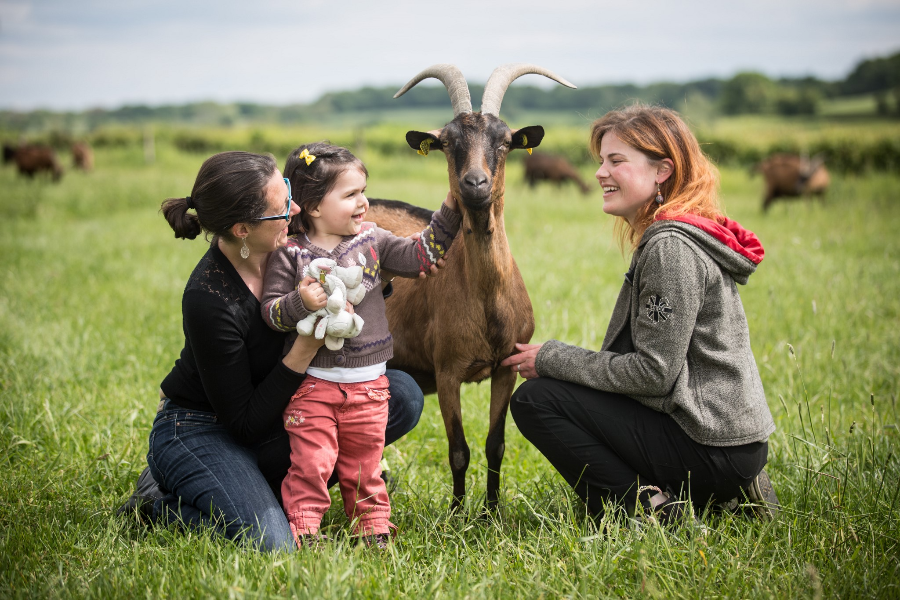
[746, 470, 780, 521]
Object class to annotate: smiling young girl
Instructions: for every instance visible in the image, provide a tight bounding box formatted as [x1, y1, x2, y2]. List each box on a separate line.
[261, 143, 460, 547]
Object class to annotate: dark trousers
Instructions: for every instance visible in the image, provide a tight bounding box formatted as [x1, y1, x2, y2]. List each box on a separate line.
[510, 377, 768, 517]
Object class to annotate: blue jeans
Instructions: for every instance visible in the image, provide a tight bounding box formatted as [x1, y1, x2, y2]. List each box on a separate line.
[146, 369, 424, 552]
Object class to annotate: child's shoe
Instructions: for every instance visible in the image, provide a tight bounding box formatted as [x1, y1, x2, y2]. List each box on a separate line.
[296, 533, 330, 550]
[360, 533, 391, 550]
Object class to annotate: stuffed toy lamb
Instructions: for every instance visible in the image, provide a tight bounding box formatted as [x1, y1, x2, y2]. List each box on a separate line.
[296, 258, 366, 351]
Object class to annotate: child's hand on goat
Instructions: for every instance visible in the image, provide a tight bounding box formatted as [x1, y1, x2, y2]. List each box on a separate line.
[410, 195, 455, 279]
[443, 191, 458, 212]
[409, 235, 448, 279]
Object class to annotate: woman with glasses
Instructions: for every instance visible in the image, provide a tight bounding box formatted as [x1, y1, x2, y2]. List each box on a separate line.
[117, 151, 431, 551]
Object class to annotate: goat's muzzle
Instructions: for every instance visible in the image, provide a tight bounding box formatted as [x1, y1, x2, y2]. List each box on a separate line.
[460, 169, 492, 209]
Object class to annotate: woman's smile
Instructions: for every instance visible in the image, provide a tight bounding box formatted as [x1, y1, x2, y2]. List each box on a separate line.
[601, 185, 620, 197]
[595, 132, 660, 226]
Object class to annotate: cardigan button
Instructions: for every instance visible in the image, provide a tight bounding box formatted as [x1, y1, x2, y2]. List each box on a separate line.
[334, 355, 345, 365]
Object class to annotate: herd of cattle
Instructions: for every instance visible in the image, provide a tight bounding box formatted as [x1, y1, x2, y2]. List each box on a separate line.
[2, 141, 93, 181]
[1, 138, 828, 210]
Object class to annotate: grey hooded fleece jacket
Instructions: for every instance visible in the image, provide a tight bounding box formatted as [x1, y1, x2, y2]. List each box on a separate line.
[535, 215, 776, 447]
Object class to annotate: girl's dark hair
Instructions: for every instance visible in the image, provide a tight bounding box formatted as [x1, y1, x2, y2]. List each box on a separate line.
[161, 151, 278, 240]
[283, 142, 368, 234]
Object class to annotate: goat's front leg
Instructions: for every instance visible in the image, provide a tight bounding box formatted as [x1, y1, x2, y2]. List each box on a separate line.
[436, 374, 468, 512]
[485, 366, 517, 512]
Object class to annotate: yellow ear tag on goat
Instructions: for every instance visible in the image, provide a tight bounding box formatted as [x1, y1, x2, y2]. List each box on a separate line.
[521, 134, 532, 155]
[417, 138, 433, 156]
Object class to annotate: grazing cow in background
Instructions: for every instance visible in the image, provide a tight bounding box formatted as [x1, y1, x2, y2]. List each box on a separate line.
[14, 145, 63, 181]
[524, 152, 591, 194]
[72, 142, 94, 171]
[367, 63, 576, 512]
[756, 153, 829, 211]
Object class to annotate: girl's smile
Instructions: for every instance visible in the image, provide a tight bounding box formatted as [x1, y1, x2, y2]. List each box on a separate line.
[306, 167, 369, 250]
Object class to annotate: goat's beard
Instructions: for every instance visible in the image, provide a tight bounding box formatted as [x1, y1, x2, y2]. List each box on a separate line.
[463, 207, 495, 237]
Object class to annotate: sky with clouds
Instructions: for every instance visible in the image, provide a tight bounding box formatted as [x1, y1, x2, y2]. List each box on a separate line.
[0, 0, 898, 111]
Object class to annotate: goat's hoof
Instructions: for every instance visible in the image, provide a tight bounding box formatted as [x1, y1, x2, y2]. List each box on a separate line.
[449, 497, 465, 516]
[479, 501, 500, 521]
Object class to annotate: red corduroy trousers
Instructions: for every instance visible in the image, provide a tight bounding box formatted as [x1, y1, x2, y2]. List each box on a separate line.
[281, 374, 394, 544]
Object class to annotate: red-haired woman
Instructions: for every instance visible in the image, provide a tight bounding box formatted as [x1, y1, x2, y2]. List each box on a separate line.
[502, 105, 778, 523]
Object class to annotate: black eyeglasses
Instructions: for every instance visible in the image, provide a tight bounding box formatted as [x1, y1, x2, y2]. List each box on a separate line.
[257, 178, 293, 222]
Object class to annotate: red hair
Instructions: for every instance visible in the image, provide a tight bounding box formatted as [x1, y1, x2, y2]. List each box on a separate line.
[590, 104, 721, 249]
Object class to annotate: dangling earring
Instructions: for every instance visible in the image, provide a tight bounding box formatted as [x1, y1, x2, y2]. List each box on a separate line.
[655, 181, 664, 205]
[240, 236, 250, 259]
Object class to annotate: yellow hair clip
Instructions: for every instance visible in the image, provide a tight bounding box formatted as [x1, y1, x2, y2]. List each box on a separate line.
[298, 148, 316, 166]
[418, 138, 433, 156]
[522, 134, 532, 155]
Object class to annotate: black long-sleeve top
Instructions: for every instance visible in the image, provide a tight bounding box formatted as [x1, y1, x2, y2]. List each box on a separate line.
[160, 242, 305, 446]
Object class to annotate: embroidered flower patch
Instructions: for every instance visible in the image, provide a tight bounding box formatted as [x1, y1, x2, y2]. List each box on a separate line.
[646, 295, 674, 323]
[366, 387, 391, 401]
[285, 410, 305, 427]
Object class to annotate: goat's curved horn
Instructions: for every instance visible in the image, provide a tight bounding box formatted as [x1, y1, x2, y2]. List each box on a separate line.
[394, 64, 472, 116]
[481, 63, 576, 117]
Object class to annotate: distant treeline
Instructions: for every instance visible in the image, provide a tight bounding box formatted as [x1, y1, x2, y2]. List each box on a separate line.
[2, 52, 899, 133]
[22, 122, 891, 175]
[313, 50, 900, 118]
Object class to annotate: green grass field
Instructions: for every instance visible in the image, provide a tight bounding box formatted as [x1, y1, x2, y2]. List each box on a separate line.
[1, 134, 899, 598]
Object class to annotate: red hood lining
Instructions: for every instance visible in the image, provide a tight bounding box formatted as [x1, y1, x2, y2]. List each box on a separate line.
[655, 213, 764, 265]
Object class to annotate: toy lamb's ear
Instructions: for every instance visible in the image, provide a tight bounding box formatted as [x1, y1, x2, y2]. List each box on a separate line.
[297, 314, 318, 337]
[351, 314, 364, 336]
[314, 318, 328, 340]
[511, 126, 544, 151]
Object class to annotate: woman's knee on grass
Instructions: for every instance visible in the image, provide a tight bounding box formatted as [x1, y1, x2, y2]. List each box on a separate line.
[385, 369, 425, 445]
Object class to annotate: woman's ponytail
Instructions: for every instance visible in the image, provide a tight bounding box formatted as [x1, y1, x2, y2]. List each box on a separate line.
[159, 151, 277, 242]
[161, 196, 202, 240]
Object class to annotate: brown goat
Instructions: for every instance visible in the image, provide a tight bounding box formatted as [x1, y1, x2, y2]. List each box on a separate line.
[366, 64, 575, 511]
[524, 152, 591, 194]
[13, 145, 63, 181]
[756, 153, 829, 211]
[72, 141, 94, 171]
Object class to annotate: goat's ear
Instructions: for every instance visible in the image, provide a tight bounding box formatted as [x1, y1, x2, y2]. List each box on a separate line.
[511, 126, 545, 151]
[406, 130, 442, 155]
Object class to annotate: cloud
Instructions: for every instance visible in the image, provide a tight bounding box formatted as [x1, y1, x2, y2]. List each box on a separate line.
[0, 0, 898, 110]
